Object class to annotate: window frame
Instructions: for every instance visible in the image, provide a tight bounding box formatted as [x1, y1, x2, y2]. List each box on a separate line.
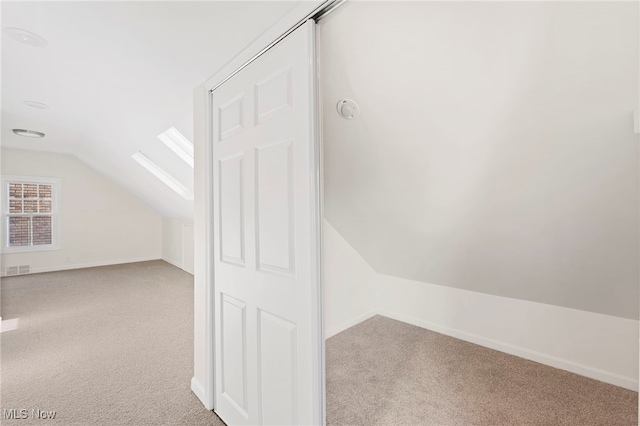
[1, 175, 61, 253]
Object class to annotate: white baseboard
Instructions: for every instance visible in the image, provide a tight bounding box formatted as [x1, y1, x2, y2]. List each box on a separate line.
[162, 257, 183, 270]
[325, 310, 377, 339]
[325, 306, 638, 391]
[1, 256, 162, 277]
[323, 222, 638, 391]
[379, 309, 638, 391]
[375, 272, 639, 392]
[191, 377, 209, 409]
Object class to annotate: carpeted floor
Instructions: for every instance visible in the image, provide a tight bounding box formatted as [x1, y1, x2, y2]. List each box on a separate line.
[326, 315, 638, 426]
[1, 260, 224, 426]
[2, 262, 637, 425]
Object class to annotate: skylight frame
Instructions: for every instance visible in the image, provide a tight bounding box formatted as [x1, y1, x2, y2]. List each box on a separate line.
[132, 152, 193, 200]
[158, 127, 194, 167]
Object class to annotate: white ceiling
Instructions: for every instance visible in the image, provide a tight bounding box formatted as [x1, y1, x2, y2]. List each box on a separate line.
[2, 1, 299, 219]
[320, 2, 639, 319]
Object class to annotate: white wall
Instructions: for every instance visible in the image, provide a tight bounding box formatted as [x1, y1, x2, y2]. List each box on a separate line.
[1, 148, 162, 274]
[323, 222, 638, 391]
[320, 1, 640, 320]
[162, 217, 194, 274]
[318, 0, 640, 392]
[325, 220, 639, 390]
[182, 223, 195, 275]
[323, 221, 376, 338]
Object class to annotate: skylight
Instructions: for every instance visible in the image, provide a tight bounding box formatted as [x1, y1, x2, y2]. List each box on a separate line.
[132, 152, 193, 200]
[158, 127, 194, 167]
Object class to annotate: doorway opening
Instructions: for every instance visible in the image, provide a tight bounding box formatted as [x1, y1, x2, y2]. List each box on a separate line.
[319, 1, 639, 425]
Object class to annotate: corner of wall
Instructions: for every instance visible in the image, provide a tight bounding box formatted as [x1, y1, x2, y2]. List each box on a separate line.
[323, 219, 377, 338]
[192, 82, 209, 397]
[375, 273, 639, 391]
[324, 223, 638, 391]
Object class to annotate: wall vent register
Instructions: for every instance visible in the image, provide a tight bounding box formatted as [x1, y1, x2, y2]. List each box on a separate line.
[5, 265, 31, 276]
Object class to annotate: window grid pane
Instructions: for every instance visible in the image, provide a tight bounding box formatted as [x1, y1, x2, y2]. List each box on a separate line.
[39, 200, 52, 213]
[23, 199, 38, 213]
[38, 184, 52, 198]
[6, 181, 55, 248]
[9, 183, 23, 199]
[9, 199, 23, 213]
[32, 216, 52, 245]
[23, 184, 38, 198]
[8, 216, 31, 247]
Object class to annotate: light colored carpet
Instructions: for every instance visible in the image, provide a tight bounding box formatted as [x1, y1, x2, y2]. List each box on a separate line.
[325, 315, 638, 426]
[3, 264, 637, 425]
[1, 260, 224, 426]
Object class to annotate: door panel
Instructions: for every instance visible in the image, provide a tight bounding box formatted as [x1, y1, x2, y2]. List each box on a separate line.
[211, 20, 322, 426]
[221, 294, 248, 416]
[258, 309, 298, 425]
[255, 68, 293, 124]
[255, 139, 295, 274]
[219, 95, 245, 140]
[219, 154, 245, 265]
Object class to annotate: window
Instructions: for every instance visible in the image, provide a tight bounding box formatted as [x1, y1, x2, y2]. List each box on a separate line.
[131, 152, 193, 200]
[2, 176, 60, 252]
[157, 126, 194, 167]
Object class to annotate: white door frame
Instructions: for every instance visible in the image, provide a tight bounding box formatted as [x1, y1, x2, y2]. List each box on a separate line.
[196, 0, 339, 418]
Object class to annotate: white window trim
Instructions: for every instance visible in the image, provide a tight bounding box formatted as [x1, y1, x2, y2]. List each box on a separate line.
[1, 175, 62, 253]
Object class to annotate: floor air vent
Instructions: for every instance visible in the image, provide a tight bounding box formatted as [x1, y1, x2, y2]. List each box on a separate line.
[5, 266, 18, 276]
[18, 265, 30, 274]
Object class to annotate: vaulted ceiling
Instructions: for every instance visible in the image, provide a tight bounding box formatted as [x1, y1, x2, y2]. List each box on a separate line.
[5, 1, 639, 318]
[320, 2, 639, 319]
[2, 1, 298, 219]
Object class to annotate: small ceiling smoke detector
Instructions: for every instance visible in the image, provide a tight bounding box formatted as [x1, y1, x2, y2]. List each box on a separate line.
[12, 129, 45, 138]
[23, 101, 49, 109]
[3, 27, 47, 48]
[337, 98, 359, 120]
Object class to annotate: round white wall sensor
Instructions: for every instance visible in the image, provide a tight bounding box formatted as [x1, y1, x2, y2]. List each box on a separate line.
[3, 28, 48, 48]
[337, 98, 359, 120]
[24, 101, 50, 109]
[12, 129, 45, 138]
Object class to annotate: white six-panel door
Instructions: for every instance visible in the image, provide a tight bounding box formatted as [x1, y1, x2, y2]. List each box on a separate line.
[211, 20, 322, 426]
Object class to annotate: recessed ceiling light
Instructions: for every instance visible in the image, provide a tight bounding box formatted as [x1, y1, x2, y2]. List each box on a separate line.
[12, 129, 45, 138]
[23, 101, 49, 109]
[3, 28, 47, 48]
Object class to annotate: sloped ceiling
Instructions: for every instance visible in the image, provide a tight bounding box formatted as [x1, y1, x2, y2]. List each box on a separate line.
[1, 1, 299, 219]
[320, 2, 639, 319]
